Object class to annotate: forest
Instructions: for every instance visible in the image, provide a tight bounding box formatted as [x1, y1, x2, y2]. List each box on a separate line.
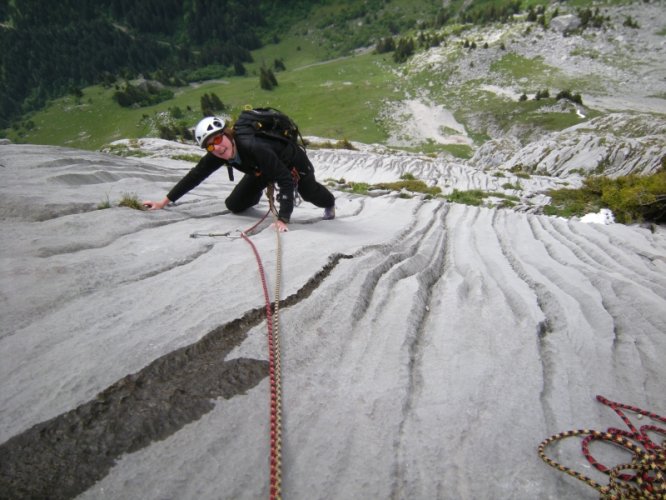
[0, 0, 315, 128]
[0, 0, 528, 129]
[0, 0, 623, 130]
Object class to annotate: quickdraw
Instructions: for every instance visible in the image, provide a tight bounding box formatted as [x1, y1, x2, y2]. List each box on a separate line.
[238, 185, 284, 500]
[291, 167, 302, 207]
[538, 395, 666, 499]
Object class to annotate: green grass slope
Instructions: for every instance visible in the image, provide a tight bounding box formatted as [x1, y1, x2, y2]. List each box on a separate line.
[3, 0, 649, 153]
[12, 49, 401, 151]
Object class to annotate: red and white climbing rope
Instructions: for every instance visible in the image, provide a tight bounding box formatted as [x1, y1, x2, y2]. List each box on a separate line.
[538, 395, 666, 499]
[239, 186, 283, 500]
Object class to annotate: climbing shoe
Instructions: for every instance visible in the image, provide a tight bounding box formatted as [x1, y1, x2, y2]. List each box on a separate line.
[323, 205, 336, 220]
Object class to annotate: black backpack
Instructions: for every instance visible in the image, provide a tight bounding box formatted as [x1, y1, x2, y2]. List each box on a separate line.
[234, 107, 306, 149]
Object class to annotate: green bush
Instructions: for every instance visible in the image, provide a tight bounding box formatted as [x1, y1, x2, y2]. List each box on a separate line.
[260, 66, 278, 90]
[118, 193, 146, 211]
[335, 139, 356, 150]
[623, 16, 639, 29]
[201, 92, 226, 116]
[445, 189, 486, 206]
[309, 139, 357, 150]
[534, 89, 550, 100]
[97, 195, 111, 210]
[502, 182, 522, 190]
[375, 37, 395, 54]
[338, 176, 441, 197]
[578, 7, 609, 30]
[375, 179, 441, 196]
[590, 172, 666, 224]
[393, 37, 415, 63]
[173, 154, 202, 163]
[545, 170, 666, 223]
[544, 186, 599, 218]
[347, 182, 370, 195]
[556, 89, 583, 105]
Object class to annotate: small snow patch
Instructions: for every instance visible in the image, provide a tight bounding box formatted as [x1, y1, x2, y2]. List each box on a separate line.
[581, 208, 615, 224]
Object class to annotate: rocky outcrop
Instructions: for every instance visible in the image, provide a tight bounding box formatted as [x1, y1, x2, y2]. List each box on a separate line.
[1, 144, 664, 499]
[470, 113, 666, 178]
[549, 14, 582, 34]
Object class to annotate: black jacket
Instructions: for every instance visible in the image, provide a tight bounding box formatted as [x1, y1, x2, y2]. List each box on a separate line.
[166, 132, 297, 221]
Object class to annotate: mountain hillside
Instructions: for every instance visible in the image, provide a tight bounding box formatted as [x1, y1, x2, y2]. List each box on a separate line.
[0, 0, 439, 128]
[0, 141, 665, 499]
[0, 2, 665, 498]
[380, 2, 666, 172]
[5, 1, 665, 187]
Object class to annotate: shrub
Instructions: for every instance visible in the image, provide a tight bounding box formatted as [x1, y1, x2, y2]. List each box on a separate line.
[375, 36, 396, 54]
[502, 182, 522, 190]
[393, 37, 415, 63]
[375, 179, 441, 196]
[556, 89, 583, 105]
[308, 139, 357, 150]
[201, 92, 226, 116]
[498, 199, 517, 208]
[544, 185, 598, 218]
[623, 16, 639, 29]
[592, 172, 666, 224]
[534, 89, 550, 100]
[340, 176, 441, 197]
[158, 124, 177, 141]
[274, 58, 286, 71]
[489, 192, 520, 202]
[234, 62, 246, 76]
[173, 154, 202, 163]
[118, 193, 146, 211]
[545, 170, 666, 223]
[445, 189, 485, 206]
[97, 195, 111, 210]
[336, 139, 356, 150]
[260, 66, 278, 90]
[348, 182, 370, 195]
[578, 7, 609, 30]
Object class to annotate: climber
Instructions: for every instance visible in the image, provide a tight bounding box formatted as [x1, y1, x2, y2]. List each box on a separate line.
[142, 114, 336, 232]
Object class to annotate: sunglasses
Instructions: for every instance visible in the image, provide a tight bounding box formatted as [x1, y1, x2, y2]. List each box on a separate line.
[206, 134, 224, 152]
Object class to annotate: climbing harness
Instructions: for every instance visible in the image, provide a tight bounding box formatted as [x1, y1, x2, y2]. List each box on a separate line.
[538, 395, 665, 499]
[237, 185, 284, 500]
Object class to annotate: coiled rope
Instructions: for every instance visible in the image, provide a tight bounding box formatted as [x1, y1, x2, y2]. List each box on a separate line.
[538, 395, 665, 499]
[239, 185, 283, 500]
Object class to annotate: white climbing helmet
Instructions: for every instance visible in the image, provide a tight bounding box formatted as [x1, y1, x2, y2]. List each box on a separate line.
[194, 116, 226, 148]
